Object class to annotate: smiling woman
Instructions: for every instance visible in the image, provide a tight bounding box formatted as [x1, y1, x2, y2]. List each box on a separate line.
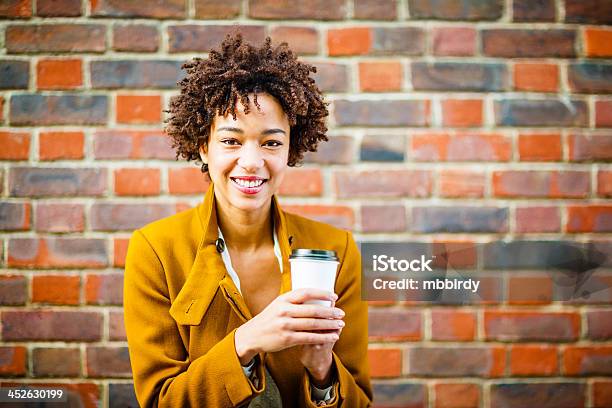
[123, 34, 372, 408]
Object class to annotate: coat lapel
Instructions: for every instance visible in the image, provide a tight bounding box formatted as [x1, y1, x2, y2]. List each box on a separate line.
[170, 184, 295, 326]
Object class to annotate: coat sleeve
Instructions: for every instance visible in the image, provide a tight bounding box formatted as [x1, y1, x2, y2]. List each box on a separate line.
[299, 231, 373, 407]
[123, 229, 266, 407]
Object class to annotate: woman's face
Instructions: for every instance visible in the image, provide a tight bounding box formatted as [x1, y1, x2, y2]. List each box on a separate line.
[201, 93, 290, 214]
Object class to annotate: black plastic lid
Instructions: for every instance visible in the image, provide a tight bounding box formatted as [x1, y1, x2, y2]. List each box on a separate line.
[289, 249, 338, 262]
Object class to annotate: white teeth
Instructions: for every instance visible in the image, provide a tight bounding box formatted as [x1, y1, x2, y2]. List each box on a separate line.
[233, 178, 264, 188]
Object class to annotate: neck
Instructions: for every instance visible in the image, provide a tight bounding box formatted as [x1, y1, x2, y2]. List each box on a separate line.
[215, 195, 274, 253]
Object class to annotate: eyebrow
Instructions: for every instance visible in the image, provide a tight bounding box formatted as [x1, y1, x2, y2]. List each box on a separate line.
[216, 126, 286, 136]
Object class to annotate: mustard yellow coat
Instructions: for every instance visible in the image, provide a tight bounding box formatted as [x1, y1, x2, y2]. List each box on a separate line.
[124, 184, 373, 407]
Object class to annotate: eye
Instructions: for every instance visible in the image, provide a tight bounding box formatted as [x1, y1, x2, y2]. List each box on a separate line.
[221, 138, 240, 146]
[263, 140, 283, 148]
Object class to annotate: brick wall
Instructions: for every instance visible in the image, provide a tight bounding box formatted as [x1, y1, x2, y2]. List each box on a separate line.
[0, 0, 611, 407]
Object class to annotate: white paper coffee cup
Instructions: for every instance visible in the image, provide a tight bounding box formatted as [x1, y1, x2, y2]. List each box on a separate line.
[289, 249, 339, 307]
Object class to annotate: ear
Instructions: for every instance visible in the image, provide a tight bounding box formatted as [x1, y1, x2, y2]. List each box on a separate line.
[199, 144, 207, 164]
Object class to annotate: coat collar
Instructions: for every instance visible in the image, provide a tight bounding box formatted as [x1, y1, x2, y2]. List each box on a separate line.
[170, 183, 293, 325]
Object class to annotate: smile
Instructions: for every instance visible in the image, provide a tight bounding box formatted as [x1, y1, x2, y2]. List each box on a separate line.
[230, 177, 268, 194]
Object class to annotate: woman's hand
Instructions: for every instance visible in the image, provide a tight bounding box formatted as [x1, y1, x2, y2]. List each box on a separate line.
[234, 288, 345, 365]
[299, 323, 342, 387]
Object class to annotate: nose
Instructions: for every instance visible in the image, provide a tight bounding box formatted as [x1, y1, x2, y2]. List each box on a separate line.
[237, 142, 264, 172]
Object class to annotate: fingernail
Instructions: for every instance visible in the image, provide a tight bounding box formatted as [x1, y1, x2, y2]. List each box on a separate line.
[331, 293, 338, 301]
[338, 320, 345, 327]
[335, 309, 345, 318]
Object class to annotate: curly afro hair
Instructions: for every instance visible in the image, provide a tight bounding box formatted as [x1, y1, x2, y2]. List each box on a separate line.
[164, 33, 329, 173]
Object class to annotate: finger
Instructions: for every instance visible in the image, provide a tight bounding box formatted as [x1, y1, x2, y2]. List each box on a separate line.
[284, 303, 345, 319]
[285, 318, 344, 332]
[289, 331, 339, 346]
[281, 288, 337, 304]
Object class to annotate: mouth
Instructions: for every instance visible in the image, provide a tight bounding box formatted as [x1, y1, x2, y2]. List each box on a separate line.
[230, 176, 268, 194]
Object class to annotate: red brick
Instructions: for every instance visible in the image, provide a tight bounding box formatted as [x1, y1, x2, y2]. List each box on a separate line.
[431, 310, 476, 341]
[368, 348, 402, 378]
[91, 0, 185, 18]
[113, 238, 129, 268]
[585, 28, 612, 58]
[248, 0, 346, 20]
[565, 0, 612, 24]
[0, 275, 27, 306]
[10, 167, 106, 198]
[334, 170, 431, 198]
[93, 130, 174, 160]
[406, 346, 505, 377]
[0, 132, 30, 160]
[510, 345, 558, 376]
[195, 0, 240, 18]
[439, 169, 485, 198]
[485, 311, 580, 341]
[116, 95, 161, 125]
[587, 310, 612, 340]
[359, 61, 402, 92]
[2, 311, 102, 341]
[39, 131, 84, 161]
[360, 205, 406, 233]
[411, 132, 511, 162]
[91, 203, 176, 231]
[513, 0, 555, 21]
[594, 380, 612, 408]
[354, 0, 397, 20]
[114, 168, 160, 196]
[278, 168, 322, 196]
[483, 29, 576, 58]
[515, 206, 560, 233]
[569, 134, 612, 161]
[304, 135, 354, 165]
[368, 308, 421, 341]
[0, 347, 27, 376]
[112, 25, 159, 53]
[0, 0, 31, 18]
[85, 273, 123, 306]
[518, 133, 562, 161]
[270, 26, 318, 55]
[36, 0, 82, 16]
[434, 383, 480, 408]
[6, 24, 105, 53]
[441, 99, 482, 127]
[431, 27, 476, 56]
[327, 28, 372, 56]
[306, 62, 348, 93]
[32, 275, 80, 305]
[595, 101, 612, 127]
[36, 203, 84, 233]
[8, 237, 107, 269]
[37, 59, 82, 90]
[598, 170, 612, 197]
[86, 346, 131, 378]
[168, 167, 211, 195]
[335, 99, 429, 126]
[493, 170, 590, 198]
[409, 0, 502, 20]
[282, 204, 354, 230]
[566, 205, 612, 233]
[10, 94, 107, 126]
[514, 62, 558, 92]
[109, 311, 126, 341]
[564, 346, 612, 375]
[0, 202, 30, 231]
[168, 25, 265, 53]
[432, 241, 477, 269]
[32, 347, 80, 377]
